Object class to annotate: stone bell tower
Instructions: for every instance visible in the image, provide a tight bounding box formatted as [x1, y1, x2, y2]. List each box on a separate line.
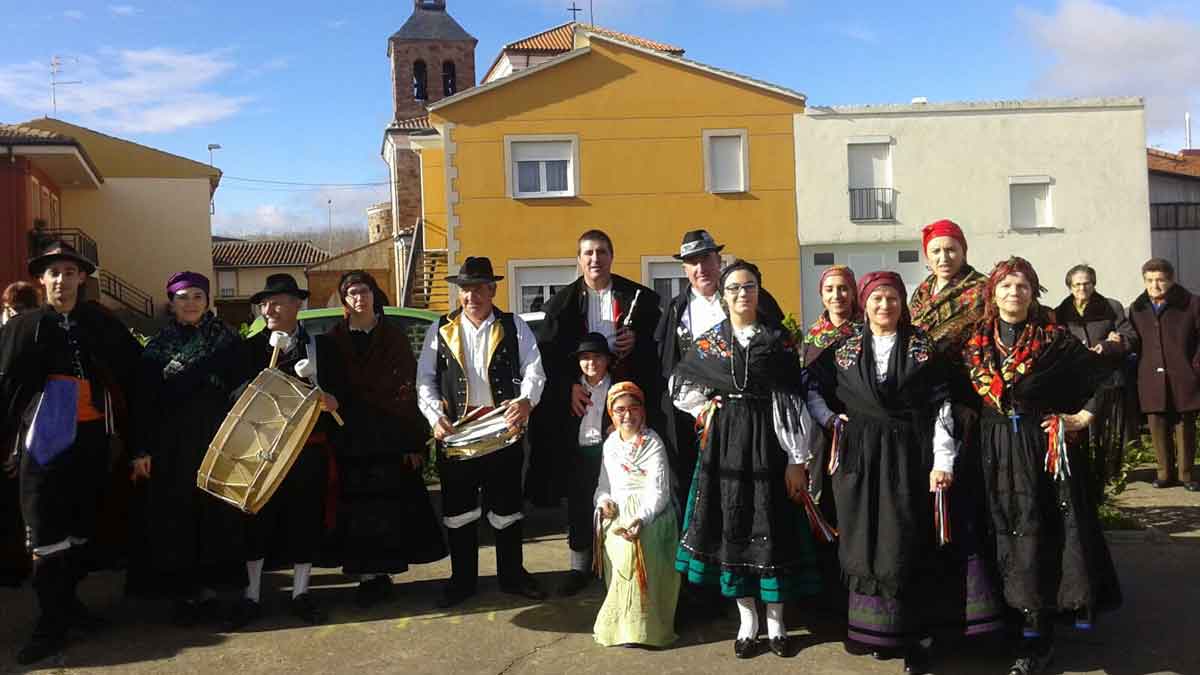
[387, 0, 477, 123]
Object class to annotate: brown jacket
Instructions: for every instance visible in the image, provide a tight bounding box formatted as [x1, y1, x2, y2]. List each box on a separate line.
[1129, 284, 1200, 413]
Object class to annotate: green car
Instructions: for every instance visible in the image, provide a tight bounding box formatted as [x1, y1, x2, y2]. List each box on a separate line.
[246, 306, 440, 355]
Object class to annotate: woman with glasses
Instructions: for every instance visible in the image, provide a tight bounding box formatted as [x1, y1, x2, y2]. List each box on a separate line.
[672, 260, 820, 660]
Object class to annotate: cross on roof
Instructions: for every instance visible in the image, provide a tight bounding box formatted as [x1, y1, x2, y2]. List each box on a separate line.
[567, 2, 583, 21]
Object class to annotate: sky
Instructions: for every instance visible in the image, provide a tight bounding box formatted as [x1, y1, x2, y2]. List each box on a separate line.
[1, 0, 1197, 236]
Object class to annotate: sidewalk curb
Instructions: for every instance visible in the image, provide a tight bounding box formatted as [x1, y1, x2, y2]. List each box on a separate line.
[1105, 526, 1171, 544]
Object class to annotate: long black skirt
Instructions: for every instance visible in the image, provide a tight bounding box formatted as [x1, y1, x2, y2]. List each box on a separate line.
[978, 412, 1121, 613]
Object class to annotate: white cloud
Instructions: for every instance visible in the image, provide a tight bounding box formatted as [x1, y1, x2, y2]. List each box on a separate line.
[213, 187, 389, 238]
[108, 4, 141, 16]
[0, 47, 248, 133]
[63, 9, 84, 20]
[836, 24, 877, 43]
[242, 56, 289, 80]
[1020, 0, 1200, 135]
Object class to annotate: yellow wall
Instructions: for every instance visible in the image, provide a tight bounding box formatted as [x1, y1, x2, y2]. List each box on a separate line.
[60, 177, 214, 315]
[420, 147, 449, 250]
[427, 38, 804, 313]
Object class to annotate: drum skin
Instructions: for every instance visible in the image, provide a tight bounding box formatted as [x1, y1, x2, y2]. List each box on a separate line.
[197, 368, 322, 514]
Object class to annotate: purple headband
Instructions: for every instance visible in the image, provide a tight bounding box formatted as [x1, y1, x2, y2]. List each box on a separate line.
[166, 271, 210, 299]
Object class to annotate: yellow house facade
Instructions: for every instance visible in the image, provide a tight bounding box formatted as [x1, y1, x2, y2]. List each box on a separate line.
[412, 29, 806, 315]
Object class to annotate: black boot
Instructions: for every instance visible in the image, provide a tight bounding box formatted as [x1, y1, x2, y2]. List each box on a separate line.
[65, 547, 101, 633]
[1009, 611, 1055, 675]
[438, 523, 479, 608]
[17, 555, 70, 665]
[495, 520, 544, 601]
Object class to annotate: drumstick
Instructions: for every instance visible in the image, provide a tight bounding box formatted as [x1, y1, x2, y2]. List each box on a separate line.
[268, 344, 281, 370]
[327, 409, 345, 426]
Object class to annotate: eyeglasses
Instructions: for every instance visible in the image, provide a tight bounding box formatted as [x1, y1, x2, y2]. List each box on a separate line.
[723, 282, 759, 295]
[611, 404, 643, 417]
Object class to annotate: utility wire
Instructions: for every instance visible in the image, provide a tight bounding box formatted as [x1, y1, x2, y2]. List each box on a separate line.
[223, 175, 390, 187]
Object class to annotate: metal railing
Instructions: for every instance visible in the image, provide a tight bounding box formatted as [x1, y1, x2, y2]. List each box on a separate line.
[98, 269, 154, 318]
[849, 187, 896, 221]
[401, 218, 424, 307]
[1151, 203, 1200, 231]
[28, 227, 100, 268]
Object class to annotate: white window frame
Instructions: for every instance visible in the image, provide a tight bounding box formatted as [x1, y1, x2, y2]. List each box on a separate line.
[702, 129, 750, 194]
[504, 134, 581, 200]
[506, 258, 579, 313]
[641, 253, 737, 299]
[1008, 175, 1054, 230]
[217, 269, 238, 298]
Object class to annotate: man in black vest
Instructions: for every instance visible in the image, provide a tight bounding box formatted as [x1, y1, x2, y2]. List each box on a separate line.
[416, 257, 547, 608]
[1, 241, 141, 664]
[528, 230, 661, 510]
[226, 273, 337, 631]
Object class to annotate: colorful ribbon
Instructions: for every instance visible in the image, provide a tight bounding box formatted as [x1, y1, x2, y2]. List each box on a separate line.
[797, 489, 838, 543]
[934, 488, 951, 547]
[1044, 415, 1071, 481]
[826, 417, 845, 475]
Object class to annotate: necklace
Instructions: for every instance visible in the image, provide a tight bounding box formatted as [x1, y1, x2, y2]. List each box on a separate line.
[729, 323, 752, 392]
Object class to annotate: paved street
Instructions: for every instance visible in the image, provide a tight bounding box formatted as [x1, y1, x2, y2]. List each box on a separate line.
[1, 475, 1198, 675]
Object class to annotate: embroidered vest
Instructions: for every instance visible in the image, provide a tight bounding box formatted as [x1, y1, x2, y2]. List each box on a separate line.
[435, 308, 520, 422]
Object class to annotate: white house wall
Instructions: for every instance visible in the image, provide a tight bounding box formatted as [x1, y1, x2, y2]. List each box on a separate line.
[793, 102, 1152, 309]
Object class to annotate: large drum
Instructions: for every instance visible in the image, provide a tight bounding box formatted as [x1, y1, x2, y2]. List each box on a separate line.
[197, 368, 322, 513]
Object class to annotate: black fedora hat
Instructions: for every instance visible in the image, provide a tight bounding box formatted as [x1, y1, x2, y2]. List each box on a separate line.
[673, 229, 725, 260]
[27, 240, 96, 276]
[445, 256, 504, 286]
[250, 273, 310, 304]
[571, 332, 615, 359]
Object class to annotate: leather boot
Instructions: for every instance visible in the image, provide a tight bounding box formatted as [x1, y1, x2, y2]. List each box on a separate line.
[17, 555, 70, 665]
[438, 523, 479, 608]
[495, 521, 544, 600]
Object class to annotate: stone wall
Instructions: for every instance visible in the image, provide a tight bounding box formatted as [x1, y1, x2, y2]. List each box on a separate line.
[389, 40, 476, 121]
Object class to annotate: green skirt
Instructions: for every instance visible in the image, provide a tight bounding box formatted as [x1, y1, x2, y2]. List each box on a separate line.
[594, 498, 681, 648]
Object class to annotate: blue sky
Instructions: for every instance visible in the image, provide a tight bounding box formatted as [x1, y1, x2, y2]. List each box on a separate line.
[2, 0, 1197, 235]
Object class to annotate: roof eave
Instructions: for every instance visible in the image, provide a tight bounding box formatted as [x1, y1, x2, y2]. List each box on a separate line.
[428, 47, 593, 113]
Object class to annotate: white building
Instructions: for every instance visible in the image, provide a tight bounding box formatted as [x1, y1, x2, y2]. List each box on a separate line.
[792, 97, 1151, 326]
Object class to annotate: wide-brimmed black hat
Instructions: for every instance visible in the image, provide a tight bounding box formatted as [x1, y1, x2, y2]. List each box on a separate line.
[571, 332, 615, 359]
[445, 256, 504, 286]
[27, 240, 96, 276]
[250, 273, 310, 304]
[673, 229, 725, 260]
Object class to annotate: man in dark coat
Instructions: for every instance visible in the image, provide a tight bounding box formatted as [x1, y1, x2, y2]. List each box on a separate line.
[226, 273, 339, 629]
[528, 230, 661, 507]
[0, 241, 141, 665]
[1128, 258, 1200, 490]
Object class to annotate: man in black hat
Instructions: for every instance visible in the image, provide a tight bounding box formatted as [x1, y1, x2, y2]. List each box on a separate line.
[226, 273, 338, 630]
[0, 241, 142, 664]
[415, 257, 547, 608]
[528, 230, 661, 511]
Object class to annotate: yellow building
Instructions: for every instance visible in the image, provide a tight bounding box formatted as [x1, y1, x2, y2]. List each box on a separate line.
[407, 27, 806, 314]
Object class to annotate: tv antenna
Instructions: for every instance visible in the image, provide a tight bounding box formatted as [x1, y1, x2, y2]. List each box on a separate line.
[50, 56, 82, 116]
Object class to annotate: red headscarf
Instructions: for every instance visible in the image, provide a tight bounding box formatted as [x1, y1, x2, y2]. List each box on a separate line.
[858, 271, 911, 324]
[819, 265, 857, 293]
[922, 219, 968, 255]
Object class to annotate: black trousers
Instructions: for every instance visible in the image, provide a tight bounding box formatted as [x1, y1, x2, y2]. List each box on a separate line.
[566, 448, 603, 553]
[244, 444, 324, 564]
[19, 422, 108, 554]
[438, 444, 525, 588]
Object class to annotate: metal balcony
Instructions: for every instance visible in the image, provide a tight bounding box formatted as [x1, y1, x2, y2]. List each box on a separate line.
[849, 187, 896, 221]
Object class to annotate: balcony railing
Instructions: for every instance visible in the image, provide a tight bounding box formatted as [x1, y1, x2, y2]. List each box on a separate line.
[28, 227, 100, 268]
[1151, 203, 1200, 231]
[849, 187, 896, 221]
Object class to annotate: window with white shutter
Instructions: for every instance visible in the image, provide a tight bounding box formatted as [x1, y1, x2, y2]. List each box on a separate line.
[1009, 176, 1053, 229]
[703, 129, 749, 193]
[506, 136, 579, 199]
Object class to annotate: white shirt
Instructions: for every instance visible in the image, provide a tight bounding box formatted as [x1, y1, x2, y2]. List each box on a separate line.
[577, 374, 612, 447]
[680, 288, 725, 339]
[869, 333, 957, 473]
[594, 428, 671, 525]
[415, 311, 546, 427]
[586, 284, 618, 351]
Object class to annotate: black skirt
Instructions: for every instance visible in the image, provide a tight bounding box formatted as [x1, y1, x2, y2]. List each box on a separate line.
[978, 410, 1121, 613]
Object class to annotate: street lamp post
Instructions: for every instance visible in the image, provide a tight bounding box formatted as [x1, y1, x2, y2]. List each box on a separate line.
[207, 144, 221, 215]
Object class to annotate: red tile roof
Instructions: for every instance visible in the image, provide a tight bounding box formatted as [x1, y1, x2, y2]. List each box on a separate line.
[391, 114, 432, 130]
[212, 240, 329, 267]
[504, 22, 683, 54]
[1148, 148, 1200, 180]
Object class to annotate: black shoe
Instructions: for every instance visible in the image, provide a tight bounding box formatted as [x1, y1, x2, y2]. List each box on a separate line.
[16, 631, 66, 666]
[734, 637, 759, 659]
[356, 575, 395, 608]
[1152, 478, 1177, 489]
[904, 645, 931, 674]
[557, 570, 593, 597]
[499, 572, 546, 601]
[768, 635, 790, 657]
[1184, 481, 1200, 492]
[1008, 645, 1054, 675]
[436, 582, 477, 609]
[224, 597, 262, 632]
[290, 593, 326, 625]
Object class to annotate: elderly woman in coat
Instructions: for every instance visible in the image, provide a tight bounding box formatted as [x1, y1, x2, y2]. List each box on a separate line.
[1053, 264, 1139, 503]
